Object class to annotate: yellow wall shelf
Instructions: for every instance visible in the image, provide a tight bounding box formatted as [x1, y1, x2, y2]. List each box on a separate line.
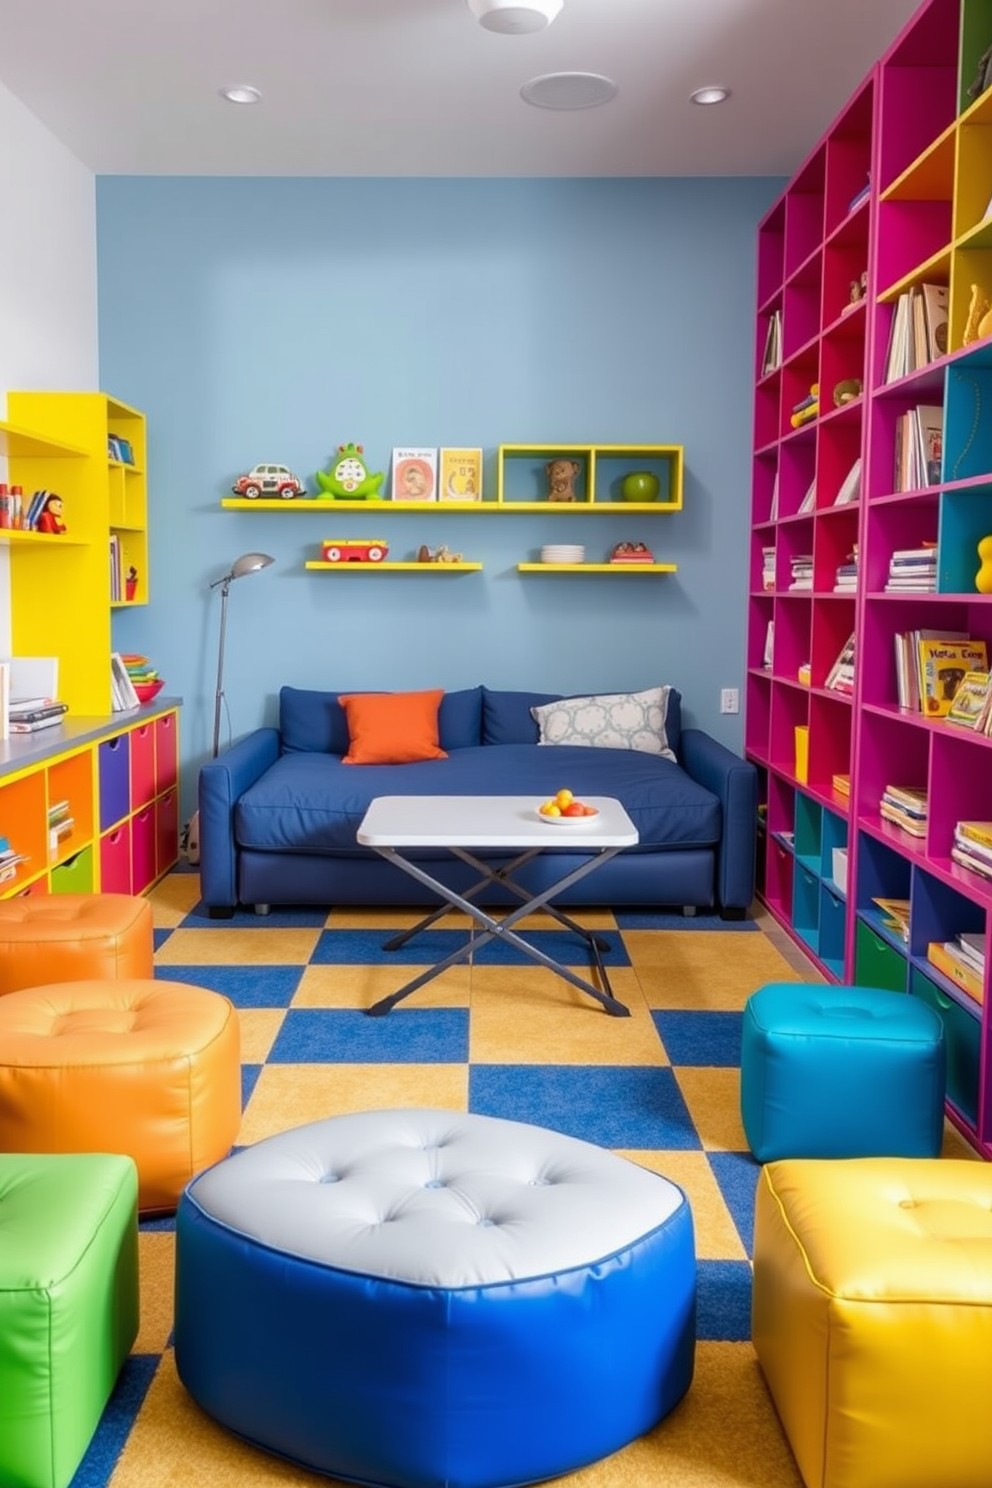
[304, 561, 482, 572]
[517, 562, 678, 573]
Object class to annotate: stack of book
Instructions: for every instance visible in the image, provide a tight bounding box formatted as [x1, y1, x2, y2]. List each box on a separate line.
[927, 933, 986, 1005]
[952, 821, 992, 882]
[762, 547, 775, 591]
[47, 799, 73, 858]
[8, 696, 68, 734]
[880, 784, 928, 837]
[788, 554, 812, 591]
[885, 545, 937, 592]
[833, 546, 859, 592]
[872, 896, 910, 942]
[832, 772, 850, 799]
[0, 835, 29, 886]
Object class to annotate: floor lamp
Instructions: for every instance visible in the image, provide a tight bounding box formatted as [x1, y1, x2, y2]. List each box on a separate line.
[210, 552, 274, 759]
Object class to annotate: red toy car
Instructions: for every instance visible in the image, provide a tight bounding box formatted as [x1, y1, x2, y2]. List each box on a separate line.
[232, 464, 306, 499]
[321, 539, 389, 563]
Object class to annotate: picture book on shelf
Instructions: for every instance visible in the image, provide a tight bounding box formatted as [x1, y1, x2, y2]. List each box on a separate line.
[438, 448, 482, 503]
[926, 941, 984, 1004]
[944, 670, 991, 728]
[391, 448, 438, 502]
[920, 283, 949, 360]
[917, 637, 988, 716]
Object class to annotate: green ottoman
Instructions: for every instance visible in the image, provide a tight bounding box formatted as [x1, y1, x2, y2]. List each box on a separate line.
[0, 1153, 139, 1488]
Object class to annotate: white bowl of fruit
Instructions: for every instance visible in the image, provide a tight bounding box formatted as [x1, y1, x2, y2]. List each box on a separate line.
[536, 789, 599, 825]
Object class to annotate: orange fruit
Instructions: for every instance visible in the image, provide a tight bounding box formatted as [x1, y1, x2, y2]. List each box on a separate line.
[556, 788, 574, 808]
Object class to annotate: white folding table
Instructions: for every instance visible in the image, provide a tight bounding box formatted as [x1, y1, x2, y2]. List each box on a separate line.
[356, 794, 638, 1017]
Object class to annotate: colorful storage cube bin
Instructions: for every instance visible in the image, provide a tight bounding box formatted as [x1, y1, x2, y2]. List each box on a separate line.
[740, 982, 945, 1161]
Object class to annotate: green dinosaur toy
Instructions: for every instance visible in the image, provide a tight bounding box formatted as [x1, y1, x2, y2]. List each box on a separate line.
[315, 444, 385, 500]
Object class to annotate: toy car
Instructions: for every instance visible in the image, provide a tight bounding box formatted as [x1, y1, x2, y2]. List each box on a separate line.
[321, 539, 389, 563]
[232, 464, 306, 499]
[609, 541, 655, 562]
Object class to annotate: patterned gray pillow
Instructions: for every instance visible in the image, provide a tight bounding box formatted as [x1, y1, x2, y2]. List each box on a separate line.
[530, 685, 676, 760]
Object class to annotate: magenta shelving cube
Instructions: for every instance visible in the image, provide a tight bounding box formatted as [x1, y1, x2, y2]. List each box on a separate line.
[756, 199, 786, 307]
[783, 149, 826, 277]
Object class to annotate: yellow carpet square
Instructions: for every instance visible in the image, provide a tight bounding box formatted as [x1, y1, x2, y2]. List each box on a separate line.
[620, 1150, 748, 1261]
[147, 872, 202, 928]
[628, 931, 803, 1010]
[135, 1233, 176, 1356]
[239, 1064, 468, 1143]
[468, 966, 665, 1065]
[292, 962, 470, 1008]
[155, 928, 320, 966]
[236, 1008, 286, 1064]
[675, 1067, 749, 1152]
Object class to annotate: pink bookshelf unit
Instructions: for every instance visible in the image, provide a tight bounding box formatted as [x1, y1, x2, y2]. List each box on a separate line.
[747, 0, 992, 1158]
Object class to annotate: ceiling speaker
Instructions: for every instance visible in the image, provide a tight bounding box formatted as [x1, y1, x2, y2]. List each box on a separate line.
[467, 0, 564, 34]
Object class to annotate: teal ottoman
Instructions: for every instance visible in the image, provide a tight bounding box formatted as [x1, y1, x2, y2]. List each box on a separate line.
[740, 983, 946, 1162]
[0, 1153, 139, 1488]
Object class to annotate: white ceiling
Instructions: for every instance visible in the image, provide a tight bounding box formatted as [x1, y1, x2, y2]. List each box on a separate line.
[0, 0, 922, 178]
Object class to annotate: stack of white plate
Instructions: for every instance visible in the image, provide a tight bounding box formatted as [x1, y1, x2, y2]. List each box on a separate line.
[540, 544, 585, 564]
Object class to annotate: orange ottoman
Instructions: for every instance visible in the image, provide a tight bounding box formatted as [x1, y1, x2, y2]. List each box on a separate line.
[0, 894, 153, 995]
[0, 979, 241, 1213]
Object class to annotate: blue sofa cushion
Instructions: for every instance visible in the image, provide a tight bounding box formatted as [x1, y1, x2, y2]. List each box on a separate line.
[483, 686, 681, 756]
[280, 686, 483, 755]
[234, 743, 720, 856]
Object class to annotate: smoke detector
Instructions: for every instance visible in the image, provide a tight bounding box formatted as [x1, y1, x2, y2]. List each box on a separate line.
[467, 0, 564, 34]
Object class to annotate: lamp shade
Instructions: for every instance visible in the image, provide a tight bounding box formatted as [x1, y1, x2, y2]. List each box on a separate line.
[230, 552, 274, 581]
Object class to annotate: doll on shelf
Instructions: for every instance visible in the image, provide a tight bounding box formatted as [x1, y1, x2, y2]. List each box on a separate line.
[36, 492, 66, 533]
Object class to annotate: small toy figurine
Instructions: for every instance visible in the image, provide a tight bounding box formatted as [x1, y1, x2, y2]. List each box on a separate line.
[790, 383, 819, 429]
[545, 458, 581, 503]
[417, 544, 463, 563]
[841, 271, 868, 314]
[36, 492, 66, 533]
[315, 444, 385, 500]
[832, 378, 862, 406]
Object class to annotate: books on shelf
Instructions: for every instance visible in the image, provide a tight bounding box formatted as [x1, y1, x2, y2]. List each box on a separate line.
[438, 448, 482, 503]
[762, 619, 774, 671]
[110, 652, 141, 712]
[884, 285, 948, 383]
[880, 783, 928, 837]
[832, 772, 850, 799]
[917, 636, 988, 717]
[953, 824, 992, 882]
[825, 632, 856, 693]
[944, 670, 992, 729]
[768, 469, 779, 521]
[833, 546, 859, 592]
[797, 478, 816, 516]
[926, 941, 985, 1005]
[832, 457, 861, 507]
[957, 821, 992, 851]
[390, 448, 438, 502]
[872, 897, 910, 942]
[761, 546, 775, 591]
[761, 310, 782, 377]
[788, 554, 812, 591]
[885, 543, 937, 593]
[893, 404, 943, 491]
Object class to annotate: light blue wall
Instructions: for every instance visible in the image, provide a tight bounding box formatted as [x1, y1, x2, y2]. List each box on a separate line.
[96, 175, 782, 819]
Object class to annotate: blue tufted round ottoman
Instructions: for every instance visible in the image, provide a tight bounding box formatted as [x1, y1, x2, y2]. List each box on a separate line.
[174, 1108, 695, 1488]
[740, 982, 946, 1163]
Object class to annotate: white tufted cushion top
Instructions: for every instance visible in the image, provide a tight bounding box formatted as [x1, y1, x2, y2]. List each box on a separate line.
[189, 1108, 685, 1289]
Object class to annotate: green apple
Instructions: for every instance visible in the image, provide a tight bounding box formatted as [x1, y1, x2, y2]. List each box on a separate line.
[621, 470, 660, 502]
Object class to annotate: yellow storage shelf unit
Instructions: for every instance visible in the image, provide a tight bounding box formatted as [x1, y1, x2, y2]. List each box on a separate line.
[1, 392, 150, 715]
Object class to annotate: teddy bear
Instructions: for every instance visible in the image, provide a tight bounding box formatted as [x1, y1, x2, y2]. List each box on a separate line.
[546, 457, 581, 503]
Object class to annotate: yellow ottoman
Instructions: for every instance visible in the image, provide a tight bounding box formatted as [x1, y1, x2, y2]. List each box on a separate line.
[0, 979, 241, 1214]
[753, 1158, 992, 1488]
[0, 894, 153, 995]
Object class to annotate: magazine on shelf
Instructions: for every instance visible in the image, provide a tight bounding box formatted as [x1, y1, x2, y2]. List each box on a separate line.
[111, 652, 141, 712]
[944, 670, 991, 728]
[390, 448, 438, 502]
[917, 637, 988, 717]
[438, 448, 483, 503]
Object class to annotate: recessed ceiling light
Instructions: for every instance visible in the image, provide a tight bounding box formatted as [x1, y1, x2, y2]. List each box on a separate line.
[467, 0, 563, 33]
[221, 85, 262, 105]
[689, 86, 730, 106]
[521, 72, 619, 111]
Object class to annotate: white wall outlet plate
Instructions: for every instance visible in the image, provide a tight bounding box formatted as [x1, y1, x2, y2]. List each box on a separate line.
[720, 688, 740, 714]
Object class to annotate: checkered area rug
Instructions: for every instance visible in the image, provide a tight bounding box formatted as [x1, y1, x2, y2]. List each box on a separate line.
[70, 873, 834, 1488]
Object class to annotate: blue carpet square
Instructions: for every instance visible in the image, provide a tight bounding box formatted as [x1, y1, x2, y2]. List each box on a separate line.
[183, 902, 330, 928]
[652, 1011, 744, 1067]
[153, 928, 173, 950]
[70, 1354, 160, 1488]
[154, 965, 301, 1008]
[469, 1065, 701, 1149]
[312, 927, 630, 969]
[708, 1151, 762, 1256]
[696, 1260, 753, 1342]
[242, 1064, 263, 1108]
[138, 1213, 176, 1233]
[269, 1007, 469, 1064]
[614, 911, 757, 931]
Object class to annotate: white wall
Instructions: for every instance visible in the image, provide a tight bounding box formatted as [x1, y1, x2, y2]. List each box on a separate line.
[0, 80, 98, 651]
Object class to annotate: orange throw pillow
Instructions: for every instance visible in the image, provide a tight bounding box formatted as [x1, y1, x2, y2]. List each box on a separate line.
[339, 689, 448, 765]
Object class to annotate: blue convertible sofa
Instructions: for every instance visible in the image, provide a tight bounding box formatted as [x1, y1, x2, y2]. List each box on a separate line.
[198, 685, 757, 918]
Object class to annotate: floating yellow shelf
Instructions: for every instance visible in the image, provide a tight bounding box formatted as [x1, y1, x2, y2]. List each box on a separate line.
[222, 497, 670, 514]
[304, 560, 483, 572]
[517, 562, 678, 574]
